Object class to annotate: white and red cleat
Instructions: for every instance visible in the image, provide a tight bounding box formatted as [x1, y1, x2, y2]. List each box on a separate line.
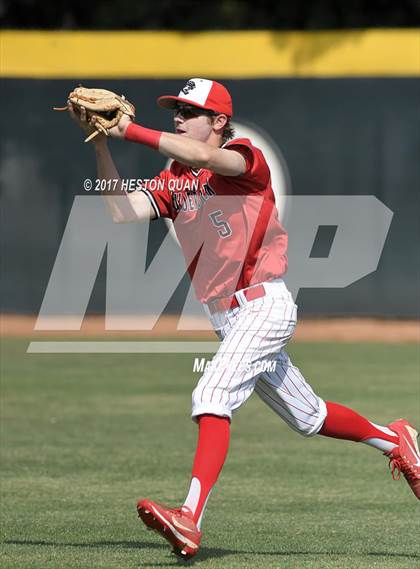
[137, 498, 202, 559]
[385, 419, 420, 500]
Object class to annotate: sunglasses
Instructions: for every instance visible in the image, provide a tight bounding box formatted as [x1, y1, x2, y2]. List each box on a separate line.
[174, 104, 217, 120]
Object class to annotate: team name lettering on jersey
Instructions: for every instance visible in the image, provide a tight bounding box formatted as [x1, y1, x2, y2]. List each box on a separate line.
[171, 182, 216, 213]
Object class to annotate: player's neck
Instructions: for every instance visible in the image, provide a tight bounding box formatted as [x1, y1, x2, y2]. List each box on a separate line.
[205, 131, 224, 148]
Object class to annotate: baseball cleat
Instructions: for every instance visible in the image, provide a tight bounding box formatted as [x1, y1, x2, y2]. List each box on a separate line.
[385, 419, 420, 499]
[137, 498, 201, 559]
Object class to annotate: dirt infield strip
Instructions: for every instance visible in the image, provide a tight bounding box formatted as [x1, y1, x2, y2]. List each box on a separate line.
[1, 315, 418, 342]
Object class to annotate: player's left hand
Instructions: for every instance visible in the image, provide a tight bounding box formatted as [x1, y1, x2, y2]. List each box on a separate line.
[107, 113, 133, 139]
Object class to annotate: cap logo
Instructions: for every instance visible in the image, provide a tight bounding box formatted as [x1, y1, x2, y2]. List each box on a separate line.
[181, 80, 196, 95]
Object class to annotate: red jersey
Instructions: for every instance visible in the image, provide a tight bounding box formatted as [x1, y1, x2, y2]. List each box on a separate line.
[141, 138, 288, 303]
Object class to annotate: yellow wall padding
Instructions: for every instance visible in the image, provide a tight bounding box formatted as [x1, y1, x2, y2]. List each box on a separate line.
[1, 29, 419, 78]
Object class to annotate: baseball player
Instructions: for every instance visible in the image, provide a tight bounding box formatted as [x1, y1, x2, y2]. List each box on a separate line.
[69, 78, 420, 560]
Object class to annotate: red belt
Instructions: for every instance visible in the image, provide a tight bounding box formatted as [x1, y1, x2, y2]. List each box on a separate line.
[207, 284, 266, 315]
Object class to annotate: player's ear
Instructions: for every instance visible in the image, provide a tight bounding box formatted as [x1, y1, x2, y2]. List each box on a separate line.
[212, 113, 228, 132]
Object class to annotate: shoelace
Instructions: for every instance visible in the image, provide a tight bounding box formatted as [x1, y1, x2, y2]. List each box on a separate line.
[170, 508, 192, 520]
[389, 457, 417, 482]
[167, 507, 197, 529]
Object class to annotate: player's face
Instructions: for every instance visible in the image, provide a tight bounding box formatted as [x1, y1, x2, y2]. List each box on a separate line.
[173, 104, 217, 143]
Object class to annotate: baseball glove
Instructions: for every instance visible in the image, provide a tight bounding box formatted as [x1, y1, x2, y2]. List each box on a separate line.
[54, 85, 136, 142]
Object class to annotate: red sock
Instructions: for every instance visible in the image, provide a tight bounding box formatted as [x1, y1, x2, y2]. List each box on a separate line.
[319, 401, 398, 444]
[183, 414, 230, 525]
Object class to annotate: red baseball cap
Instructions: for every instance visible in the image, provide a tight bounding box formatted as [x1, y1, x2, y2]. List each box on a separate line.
[158, 78, 233, 117]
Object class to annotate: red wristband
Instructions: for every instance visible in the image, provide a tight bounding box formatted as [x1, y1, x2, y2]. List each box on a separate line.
[124, 123, 162, 150]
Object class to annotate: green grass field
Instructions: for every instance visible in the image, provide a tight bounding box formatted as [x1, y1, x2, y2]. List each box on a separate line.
[1, 339, 419, 569]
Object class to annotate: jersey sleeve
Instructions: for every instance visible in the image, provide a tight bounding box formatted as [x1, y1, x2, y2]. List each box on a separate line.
[224, 138, 270, 191]
[139, 169, 174, 220]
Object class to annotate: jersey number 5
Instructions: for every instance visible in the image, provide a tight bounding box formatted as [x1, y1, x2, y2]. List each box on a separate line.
[208, 210, 232, 238]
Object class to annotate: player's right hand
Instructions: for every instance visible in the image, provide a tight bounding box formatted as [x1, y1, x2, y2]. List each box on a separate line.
[68, 102, 107, 145]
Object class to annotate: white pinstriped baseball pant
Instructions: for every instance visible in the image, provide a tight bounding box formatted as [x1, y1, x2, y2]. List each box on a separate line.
[192, 279, 327, 436]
